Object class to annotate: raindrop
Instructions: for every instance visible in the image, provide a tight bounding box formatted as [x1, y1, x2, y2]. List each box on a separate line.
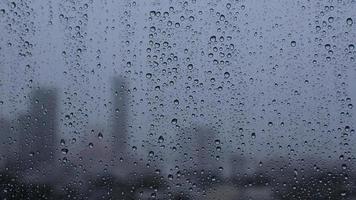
[346, 18, 353, 26]
[151, 193, 156, 198]
[158, 135, 164, 143]
[251, 132, 256, 139]
[342, 164, 347, 170]
[61, 148, 68, 155]
[291, 41, 296, 47]
[174, 99, 179, 105]
[171, 118, 177, 124]
[10, 2, 16, 9]
[328, 16, 334, 23]
[210, 36, 217, 42]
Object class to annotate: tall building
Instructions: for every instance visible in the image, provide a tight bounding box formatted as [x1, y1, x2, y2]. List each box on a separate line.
[19, 88, 58, 169]
[0, 118, 11, 168]
[179, 125, 219, 172]
[111, 77, 128, 156]
[193, 125, 219, 171]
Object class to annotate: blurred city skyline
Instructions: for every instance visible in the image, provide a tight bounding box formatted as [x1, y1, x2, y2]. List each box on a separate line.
[0, 79, 354, 199]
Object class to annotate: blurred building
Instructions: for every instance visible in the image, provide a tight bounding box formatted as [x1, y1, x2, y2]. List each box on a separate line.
[179, 125, 220, 173]
[110, 76, 128, 157]
[0, 118, 12, 168]
[18, 88, 58, 170]
[194, 126, 219, 171]
[227, 154, 247, 178]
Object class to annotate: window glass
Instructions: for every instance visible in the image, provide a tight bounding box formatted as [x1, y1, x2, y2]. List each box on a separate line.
[0, 0, 355, 199]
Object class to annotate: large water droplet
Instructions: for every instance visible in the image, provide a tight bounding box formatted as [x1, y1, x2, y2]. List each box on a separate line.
[346, 18, 353, 26]
[158, 136, 164, 143]
[291, 41, 296, 47]
[171, 118, 177, 124]
[61, 148, 69, 155]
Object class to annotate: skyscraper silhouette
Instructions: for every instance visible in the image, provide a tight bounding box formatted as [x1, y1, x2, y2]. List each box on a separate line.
[111, 77, 128, 156]
[19, 88, 58, 169]
[179, 125, 219, 172]
[193, 125, 219, 171]
[0, 118, 11, 168]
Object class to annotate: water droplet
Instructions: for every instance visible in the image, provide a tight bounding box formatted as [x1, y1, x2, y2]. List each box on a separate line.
[251, 132, 256, 139]
[346, 18, 353, 26]
[174, 99, 179, 105]
[345, 126, 350, 132]
[342, 164, 347, 170]
[158, 135, 164, 143]
[61, 148, 68, 155]
[328, 16, 334, 23]
[10, 2, 16, 9]
[291, 41, 296, 47]
[151, 193, 156, 198]
[171, 118, 177, 124]
[210, 36, 216, 42]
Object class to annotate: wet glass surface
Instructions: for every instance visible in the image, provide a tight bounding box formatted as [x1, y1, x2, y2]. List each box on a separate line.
[0, 0, 356, 199]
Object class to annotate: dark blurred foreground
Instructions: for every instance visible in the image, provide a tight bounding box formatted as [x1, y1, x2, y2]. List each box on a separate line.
[0, 160, 355, 200]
